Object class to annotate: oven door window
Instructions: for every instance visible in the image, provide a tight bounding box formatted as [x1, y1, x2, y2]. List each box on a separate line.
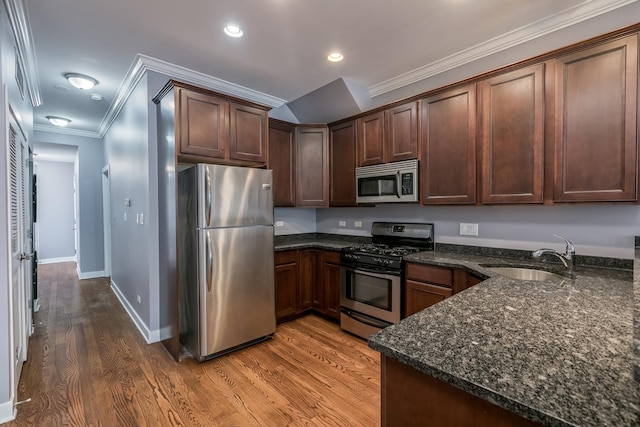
[358, 175, 397, 198]
[345, 270, 392, 311]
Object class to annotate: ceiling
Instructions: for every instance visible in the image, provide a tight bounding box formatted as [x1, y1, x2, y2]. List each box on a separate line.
[16, 0, 640, 138]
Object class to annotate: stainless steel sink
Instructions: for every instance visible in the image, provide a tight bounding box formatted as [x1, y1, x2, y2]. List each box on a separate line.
[482, 266, 571, 282]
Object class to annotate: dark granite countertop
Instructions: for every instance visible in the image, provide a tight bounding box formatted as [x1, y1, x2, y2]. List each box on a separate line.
[274, 232, 370, 251]
[369, 250, 639, 427]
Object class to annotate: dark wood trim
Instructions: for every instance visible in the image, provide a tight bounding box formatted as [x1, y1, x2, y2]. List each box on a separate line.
[168, 80, 272, 110]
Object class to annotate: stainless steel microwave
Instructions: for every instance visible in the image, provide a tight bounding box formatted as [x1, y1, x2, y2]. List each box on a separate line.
[355, 159, 419, 204]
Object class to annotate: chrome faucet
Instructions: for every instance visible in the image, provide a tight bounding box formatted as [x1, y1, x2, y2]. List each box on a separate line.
[532, 234, 575, 273]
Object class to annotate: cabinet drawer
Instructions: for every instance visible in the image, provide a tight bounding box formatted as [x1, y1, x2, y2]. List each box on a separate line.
[275, 250, 297, 265]
[322, 250, 341, 264]
[405, 263, 453, 287]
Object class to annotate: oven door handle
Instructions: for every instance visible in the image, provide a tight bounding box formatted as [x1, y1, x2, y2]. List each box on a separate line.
[341, 309, 392, 329]
[341, 265, 400, 278]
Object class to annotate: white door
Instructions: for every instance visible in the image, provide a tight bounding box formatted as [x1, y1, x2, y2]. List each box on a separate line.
[7, 105, 29, 399]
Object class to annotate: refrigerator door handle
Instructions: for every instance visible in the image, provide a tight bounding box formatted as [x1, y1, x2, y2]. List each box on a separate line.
[205, 167, 212, 227]
[206, 232, 213, 292]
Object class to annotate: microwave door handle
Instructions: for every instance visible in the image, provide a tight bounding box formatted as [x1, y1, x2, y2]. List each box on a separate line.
[396, 171, 401, 198]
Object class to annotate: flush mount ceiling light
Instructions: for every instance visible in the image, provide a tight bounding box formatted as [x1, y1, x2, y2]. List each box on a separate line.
[46, 116, 71, 127]
[327, 52, 344, 63]
[223, 24, 243, 38]
[64, 73, 98, 90]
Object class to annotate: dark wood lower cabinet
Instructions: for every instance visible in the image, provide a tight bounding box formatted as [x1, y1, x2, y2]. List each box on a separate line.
[321, 251, 341, 320]
[405, 280, 452, 317]
[404, 262, 486, 317]
[381, 355, 541, 427]
[275, 249, 342, 323]
[274, 250, 300, 323]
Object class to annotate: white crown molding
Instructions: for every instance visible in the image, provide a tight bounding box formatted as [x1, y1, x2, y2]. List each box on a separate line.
[96, 54, 287, 138]
[4, 0, 42, 106]
[34, 123, 101, 139]
[368, 0, 639, 97]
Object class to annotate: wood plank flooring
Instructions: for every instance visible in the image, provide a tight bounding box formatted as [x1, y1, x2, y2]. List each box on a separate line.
[7, 262, 380, 427]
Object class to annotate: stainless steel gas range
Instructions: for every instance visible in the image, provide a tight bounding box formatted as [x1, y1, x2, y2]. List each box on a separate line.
[339, 222, 434, 339]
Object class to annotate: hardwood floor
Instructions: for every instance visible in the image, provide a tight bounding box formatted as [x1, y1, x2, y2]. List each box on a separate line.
[8, 262, 380, 427]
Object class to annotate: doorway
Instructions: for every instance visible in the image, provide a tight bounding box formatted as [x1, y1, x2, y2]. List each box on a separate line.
[102, 165, 111, 277]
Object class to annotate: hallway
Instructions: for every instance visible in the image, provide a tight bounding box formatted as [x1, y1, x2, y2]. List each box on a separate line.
[7, 263, 379, 426]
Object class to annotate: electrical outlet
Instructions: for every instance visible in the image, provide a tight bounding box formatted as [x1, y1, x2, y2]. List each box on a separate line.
[355, 221, 363, 228]
[275, 221, 284, 227]
[460, 223, 479, 236]
[139, 213, 144, 225]
[136, 295, 141, 304]
[339, 221, 346, 227]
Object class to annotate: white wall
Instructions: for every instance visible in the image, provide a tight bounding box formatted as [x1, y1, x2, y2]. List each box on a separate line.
[274, 208, 316, 235]
[35, 161, 75, 262]
[316, 204, 640, 259]
[102, 71, 168, 342]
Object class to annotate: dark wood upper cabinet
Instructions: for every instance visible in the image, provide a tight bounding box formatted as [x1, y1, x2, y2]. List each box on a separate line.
[170, 82, 269, 166]
[229, 102, 268, 163]
[329, 120, 357, 207]
[268, 120, 296, 207]
[177, 87, 228, 159]
[420, 84, 477, 204]
[480, 63, 545, 204]
[296, 126, 329, 207]
[385, 101, 419, 163]
[553, 35, 638, 202]
[357, 111, 385, 166]
[357, 102, 419, 167]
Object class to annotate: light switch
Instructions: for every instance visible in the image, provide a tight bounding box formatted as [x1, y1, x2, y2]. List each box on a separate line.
[139, 213, 144, 225]
[355, 221, 363, 228]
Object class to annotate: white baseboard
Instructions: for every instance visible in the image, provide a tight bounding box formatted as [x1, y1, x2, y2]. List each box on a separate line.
[110, 280, 160, 344]
[77, 269, 106, 280]
[38, 256, 75, 265]
[0, 399, 16, 424]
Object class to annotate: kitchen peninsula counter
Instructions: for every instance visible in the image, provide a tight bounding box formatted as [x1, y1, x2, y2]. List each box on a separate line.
[369, 250, 639, 426]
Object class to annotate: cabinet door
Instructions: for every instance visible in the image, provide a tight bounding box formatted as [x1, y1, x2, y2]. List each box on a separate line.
[357, 111, 385, 166]
[330, 121, 357, 206]
[299, 249, 319, 311]
[322, 251, 342, 320]
[554, 35, 638, 202]
[229, 102, 268, 163]
[404, 280, 453, 317]
[421, 84, 477, 204]
[296, 127, 329, 207]
[274, 262, 298, 322]
[274, 250, 299, 322]
[177, 88, 228, 158]
[480, 64, 545, 204]
[385, 101, 419, 163]
[268, 120, 296, 207]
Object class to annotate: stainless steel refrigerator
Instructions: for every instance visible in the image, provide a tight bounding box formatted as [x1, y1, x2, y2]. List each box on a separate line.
[178, 163, 275, 361]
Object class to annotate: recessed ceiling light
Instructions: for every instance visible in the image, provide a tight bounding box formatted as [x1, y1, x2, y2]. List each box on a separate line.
[223, 24, 243, 38]
[327, 52, 344, 63]
[46, 116, 71, 127]
[64, 73, 98, 90]
[90, 93, 103, 101]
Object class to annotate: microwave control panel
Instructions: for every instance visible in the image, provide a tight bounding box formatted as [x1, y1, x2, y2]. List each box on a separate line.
[401, 172, 414, 195]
